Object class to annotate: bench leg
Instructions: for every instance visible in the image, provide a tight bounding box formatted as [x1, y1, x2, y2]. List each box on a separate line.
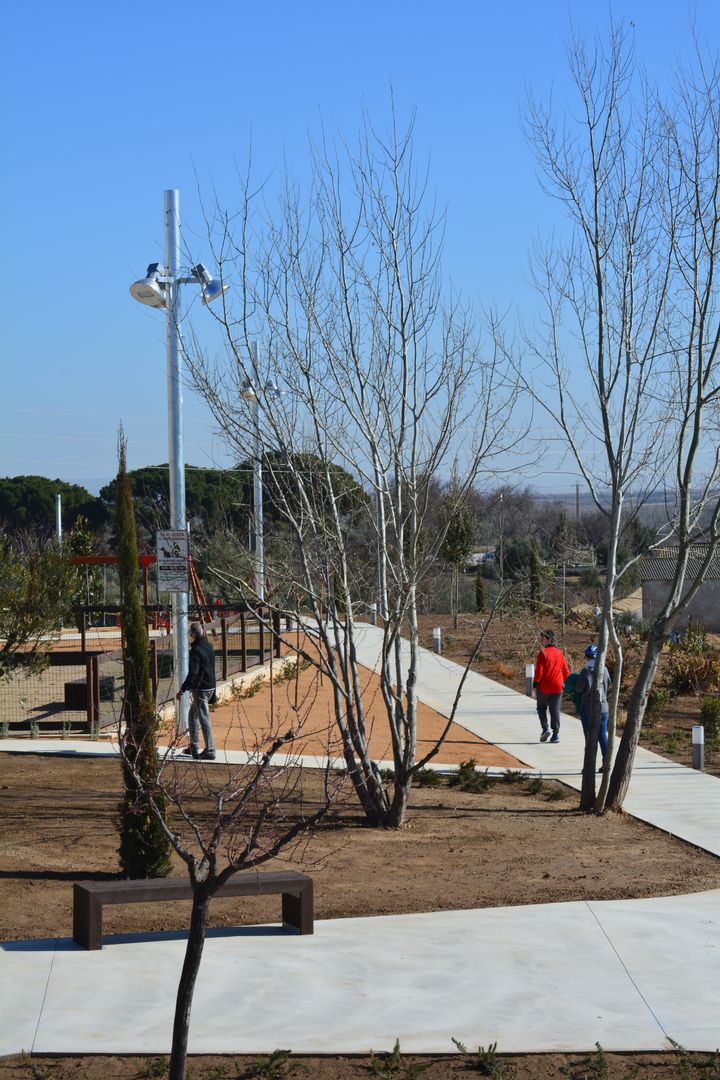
[73, 886, 103, 950]
[282, 883, 314, 935]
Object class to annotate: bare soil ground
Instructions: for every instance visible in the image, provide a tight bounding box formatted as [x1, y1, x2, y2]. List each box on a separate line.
[2, 751, 720, 1079]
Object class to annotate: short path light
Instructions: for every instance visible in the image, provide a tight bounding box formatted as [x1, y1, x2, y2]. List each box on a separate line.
[692, 724, 705, 771]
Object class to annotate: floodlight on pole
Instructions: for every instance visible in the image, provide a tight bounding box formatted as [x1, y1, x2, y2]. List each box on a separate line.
[129, 189, 227, 736]
[191, 263, 230, 305]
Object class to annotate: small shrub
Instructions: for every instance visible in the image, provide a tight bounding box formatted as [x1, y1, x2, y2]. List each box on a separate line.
[501, 769, 528, 784]
[139, 1059, 168, 1079]
[451, 1038, 515, 1078]
[545, 784, 569, 801]
[371, 1039, 431, 1079]
[645, 687, 673, 725]
[526, 776, 544, 795]
[667, 651, 720, 694]
[415, 768, 443, 788]
[700, 697, 720, 739]
[613, 612, 649, 640]
[380, 767, 395, 782]
[248, 1049, 294, 1078]
[450, 759, 496, 793]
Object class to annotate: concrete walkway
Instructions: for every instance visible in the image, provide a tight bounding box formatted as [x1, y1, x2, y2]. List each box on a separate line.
[2, 624, 719, 1057]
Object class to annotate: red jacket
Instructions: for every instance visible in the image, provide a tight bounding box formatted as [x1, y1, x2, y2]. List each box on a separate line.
[534, 645, 569, 694]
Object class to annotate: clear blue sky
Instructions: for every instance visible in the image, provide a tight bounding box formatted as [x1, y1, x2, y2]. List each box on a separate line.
[1, 0, 717, 495]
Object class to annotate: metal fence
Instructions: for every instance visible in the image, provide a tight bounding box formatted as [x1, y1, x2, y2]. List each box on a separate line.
[0, 605, 282, 738]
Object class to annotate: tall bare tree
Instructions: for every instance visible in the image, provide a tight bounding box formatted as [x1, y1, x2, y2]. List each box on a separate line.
[521, 22, 720, 811]
[187, 111, 520, 826]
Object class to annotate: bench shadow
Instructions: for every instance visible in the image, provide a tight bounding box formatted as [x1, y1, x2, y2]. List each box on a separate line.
[1, 924, 295, 953]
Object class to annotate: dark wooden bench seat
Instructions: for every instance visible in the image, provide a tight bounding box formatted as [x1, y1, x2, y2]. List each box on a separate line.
[73, 870, 313, 950]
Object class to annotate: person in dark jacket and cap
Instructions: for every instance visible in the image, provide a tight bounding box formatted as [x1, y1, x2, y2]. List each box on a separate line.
[575, 643, 610, 771]
[176, 621, 217, 760]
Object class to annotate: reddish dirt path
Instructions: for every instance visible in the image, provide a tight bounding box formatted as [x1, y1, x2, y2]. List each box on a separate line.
[206, 658, 526, 769]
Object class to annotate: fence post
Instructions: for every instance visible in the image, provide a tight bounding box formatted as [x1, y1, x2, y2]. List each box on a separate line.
[149, 640, 158, 699]
[273, 610, 282, 658]
[240, 613, 247, 673]
[85, 656, 99, 736]
[91, 656, 100, 737]
[221, 618, 228, 681]
[259, 609, 266, 664]
[80, 609, 87, 655]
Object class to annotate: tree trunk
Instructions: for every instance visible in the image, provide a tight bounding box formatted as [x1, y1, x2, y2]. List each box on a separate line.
[169, 887, 211, 1080]
[605, 634, 664, 810]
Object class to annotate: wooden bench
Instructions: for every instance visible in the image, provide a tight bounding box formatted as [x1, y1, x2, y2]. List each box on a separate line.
[73, 870, 313, 950]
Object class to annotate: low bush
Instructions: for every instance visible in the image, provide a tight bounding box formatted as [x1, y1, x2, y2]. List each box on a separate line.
[645, 687, 673, 725]
[667, 650, 720, 695]
[450, 758, 496, 793]
[414, 768, 443, 788]
[700, 697, 720, 739]
[613, 611, 649, 640]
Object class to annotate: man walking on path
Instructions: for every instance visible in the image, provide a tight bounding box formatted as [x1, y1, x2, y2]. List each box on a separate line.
[533, 629, 569, 744]
[176, 621, 217, 760]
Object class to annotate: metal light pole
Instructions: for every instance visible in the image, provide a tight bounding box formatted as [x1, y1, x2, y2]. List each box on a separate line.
[131, 191, 227, 734]
[164, 189, 189, 734]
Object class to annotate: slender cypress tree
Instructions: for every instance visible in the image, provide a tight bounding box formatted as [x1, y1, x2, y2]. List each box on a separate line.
[116, 433, 172, 878]
[474, 567, 486, 613]
[529, 540, 541, 613]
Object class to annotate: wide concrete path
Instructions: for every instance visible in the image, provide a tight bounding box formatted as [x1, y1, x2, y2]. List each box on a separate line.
[2, 624, 719, 1057]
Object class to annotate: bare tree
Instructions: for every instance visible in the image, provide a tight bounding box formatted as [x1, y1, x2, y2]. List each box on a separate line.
[119, 668, 339, 1080]
[520, 22, 720, 811]
[186, 111, 521, 826]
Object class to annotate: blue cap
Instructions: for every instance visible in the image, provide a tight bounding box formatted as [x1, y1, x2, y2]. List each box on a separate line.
[585, 644, 597, 658]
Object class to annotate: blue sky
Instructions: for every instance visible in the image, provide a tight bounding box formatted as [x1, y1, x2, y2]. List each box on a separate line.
[1, 0, 718, 495]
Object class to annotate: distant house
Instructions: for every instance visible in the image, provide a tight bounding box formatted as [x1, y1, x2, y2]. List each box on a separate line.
[465, 547, 496, 570]
[639, 547, 720, 631]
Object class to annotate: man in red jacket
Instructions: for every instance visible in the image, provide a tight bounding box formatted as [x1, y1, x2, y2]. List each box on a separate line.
[533, 629, 569, 744]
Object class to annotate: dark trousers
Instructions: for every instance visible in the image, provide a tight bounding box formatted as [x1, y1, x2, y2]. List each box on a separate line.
[579, 706, 609, 761]
[536, 691, 562, 734]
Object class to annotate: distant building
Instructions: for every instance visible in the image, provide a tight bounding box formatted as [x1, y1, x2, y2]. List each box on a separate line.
[465, 547, 496, 570]
[639, 547, 720, 631]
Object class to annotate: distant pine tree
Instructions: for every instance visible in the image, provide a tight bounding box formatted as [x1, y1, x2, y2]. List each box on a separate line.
[116, 433, 172, 878]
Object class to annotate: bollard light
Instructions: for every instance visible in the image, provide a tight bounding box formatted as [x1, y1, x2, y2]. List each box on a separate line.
[692, 725, 705, 771]
[369, 602, 377, 626]
[433, 626, 442, 655]
[525, 663, 535, 697]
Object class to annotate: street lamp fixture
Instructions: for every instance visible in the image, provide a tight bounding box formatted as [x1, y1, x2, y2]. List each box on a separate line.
[191, 263, 230, 305]
[129, 263, 166, 309]
[129, 189, 227, 735]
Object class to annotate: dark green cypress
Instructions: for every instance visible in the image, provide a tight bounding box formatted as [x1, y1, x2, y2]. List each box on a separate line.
[116, 434, 173, 878]
[475, 567, 486, 612]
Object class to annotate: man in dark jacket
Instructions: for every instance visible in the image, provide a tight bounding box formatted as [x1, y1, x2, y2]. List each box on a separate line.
[176, 621, 217, 760]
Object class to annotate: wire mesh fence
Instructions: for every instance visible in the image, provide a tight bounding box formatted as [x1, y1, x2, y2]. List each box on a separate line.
[0, 605, 283, 738]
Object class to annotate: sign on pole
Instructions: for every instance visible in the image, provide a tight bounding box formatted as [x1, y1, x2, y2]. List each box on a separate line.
[156, 530, 189, 593]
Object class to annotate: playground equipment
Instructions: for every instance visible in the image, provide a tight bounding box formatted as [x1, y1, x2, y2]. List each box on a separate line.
[69, 554, 213, 625]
